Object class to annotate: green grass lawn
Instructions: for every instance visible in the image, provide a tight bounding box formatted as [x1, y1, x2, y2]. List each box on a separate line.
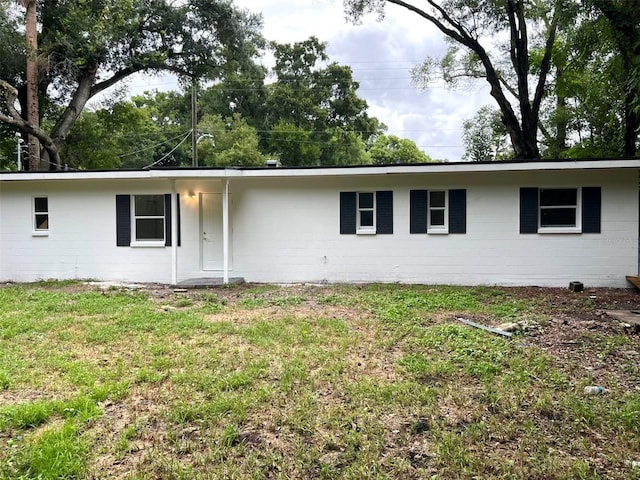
[0, 282, 638, 479]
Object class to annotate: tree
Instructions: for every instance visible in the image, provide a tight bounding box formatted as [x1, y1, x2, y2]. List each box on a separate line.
[368, 134, 434, 164]
[538, 15, 624, 158]
[197, 114, 267, 167]
[345, 0, 562, 160]
[526, 6, 635, 159]
[462, 106, 511, 161]
[32, 26, 400, 168]
[62, 100, 167, 170]
[585, 0, 640, 157]
[0, 0, 263, 169]
[320, 128, 371, 166]
[199, 62, 268, 130]
[264, 37, 384, 164]
[268, 121, 322, 167]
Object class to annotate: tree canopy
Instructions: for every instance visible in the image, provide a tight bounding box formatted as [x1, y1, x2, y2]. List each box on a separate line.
[0, 0, 263, 169]
[1, 4, 434, 170]
[24, 37, 429, 170]
[345, 0, 640, 160]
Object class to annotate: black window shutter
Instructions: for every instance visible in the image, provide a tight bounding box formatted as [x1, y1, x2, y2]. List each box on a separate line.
[340, 192, 357, 234]
[164, 194, 182, 247]
[449, 189, 467, 234]
[376, 190, 393, 234]
[116, 195, 131, 246]
[177, 193, 181, 246]
[165, 194, 172, 246]
[520, 187, 539, 234]
[410, 190, 428, 234]
[582, 187, 601, 233]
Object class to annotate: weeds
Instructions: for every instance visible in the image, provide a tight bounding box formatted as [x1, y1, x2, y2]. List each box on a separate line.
[0, 282, 637, 479]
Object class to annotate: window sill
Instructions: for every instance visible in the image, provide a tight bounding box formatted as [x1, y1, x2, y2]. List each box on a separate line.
[538, 227, 582, 234]
[427, 229, 449, 235]
[356, 229, 376, 235]
[32, 231, 49, 237]
[131, 241, 166, 248]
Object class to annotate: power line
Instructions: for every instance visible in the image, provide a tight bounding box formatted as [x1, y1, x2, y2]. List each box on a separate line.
[118, 130, 192, 157]
[142, 130, 192, 169]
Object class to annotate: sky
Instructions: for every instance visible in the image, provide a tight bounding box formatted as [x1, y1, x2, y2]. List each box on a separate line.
[130, 0, 495, 161]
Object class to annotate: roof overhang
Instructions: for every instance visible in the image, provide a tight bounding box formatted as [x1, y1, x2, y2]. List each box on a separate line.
[1, 158, 639, 182]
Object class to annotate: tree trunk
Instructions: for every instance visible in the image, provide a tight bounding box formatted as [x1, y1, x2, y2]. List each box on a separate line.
[24, 0, 41, 170]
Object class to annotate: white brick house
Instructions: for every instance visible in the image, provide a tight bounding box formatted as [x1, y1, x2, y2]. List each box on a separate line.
[1, 159, 638, 287]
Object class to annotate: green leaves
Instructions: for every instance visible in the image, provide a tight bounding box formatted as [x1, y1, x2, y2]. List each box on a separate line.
[198, 113, 267, 167]
[369, 134, 434, 164]
[1, 0, 264, 168]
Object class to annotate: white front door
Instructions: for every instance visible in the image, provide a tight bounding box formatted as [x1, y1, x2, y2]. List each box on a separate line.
[201, 193, 231, 271]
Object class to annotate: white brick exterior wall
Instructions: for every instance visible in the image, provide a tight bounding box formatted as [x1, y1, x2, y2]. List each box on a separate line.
[0, 164, 637, 287]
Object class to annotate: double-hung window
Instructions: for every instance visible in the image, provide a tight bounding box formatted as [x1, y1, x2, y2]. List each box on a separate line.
[339, 191, 393, 235]
[357, 192, 376, 233]
[539, 188, 578, 230]
[409, 189, 466, 234]
[520, 187, 600, 234]
[428, 190, 448, 233]
[33, 196, 49, 235]
[116, 194, 180, 247]
[133, 195, 165, 243]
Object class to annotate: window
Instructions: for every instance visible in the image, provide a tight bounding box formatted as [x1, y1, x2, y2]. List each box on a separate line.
[357, 192, 375, 232]
[428, 190, 447, 232]
[116, 194, 180, 247]
[520, 187, 600, 234]
[133, 195, 165, 242]
[339, 191, 393, 235]
[539, 188, 578, 229]
[33, 197, 49, 234]
[410, 189, 466, 234]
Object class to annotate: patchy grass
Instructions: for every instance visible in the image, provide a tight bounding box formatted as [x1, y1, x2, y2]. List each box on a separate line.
[0, 282, 638, 479]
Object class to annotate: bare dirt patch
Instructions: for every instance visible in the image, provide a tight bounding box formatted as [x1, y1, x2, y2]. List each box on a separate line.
[105, 282, 640, 393]
[499, 287, 640, 392]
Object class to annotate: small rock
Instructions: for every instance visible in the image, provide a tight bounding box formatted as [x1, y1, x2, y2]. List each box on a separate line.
[625, 460, 640, 469]
[584, 385, 607, 395]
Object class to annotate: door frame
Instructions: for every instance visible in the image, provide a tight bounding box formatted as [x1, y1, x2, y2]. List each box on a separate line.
[199, 190, 232, 274]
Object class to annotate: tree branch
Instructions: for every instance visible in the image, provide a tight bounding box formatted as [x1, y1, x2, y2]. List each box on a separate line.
[0, 80, 60, 165]
[532, 1, 560, 118]
[89, 63, 192, 98]
[386, 0, 529, 156]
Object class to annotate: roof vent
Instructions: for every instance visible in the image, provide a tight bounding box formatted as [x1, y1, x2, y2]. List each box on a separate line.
[266, 159, 279, 168]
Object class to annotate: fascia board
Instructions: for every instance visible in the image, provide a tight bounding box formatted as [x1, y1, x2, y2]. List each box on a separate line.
[1, 159, 639, 182]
